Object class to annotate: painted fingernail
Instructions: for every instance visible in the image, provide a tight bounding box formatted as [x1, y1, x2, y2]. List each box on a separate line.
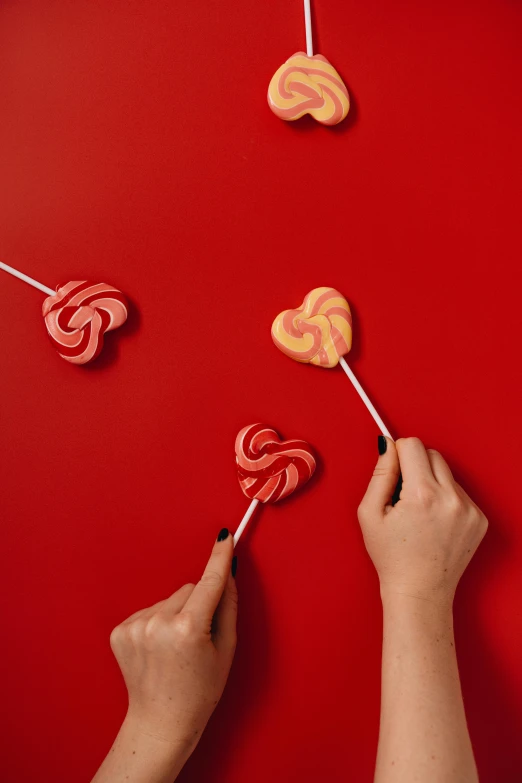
[217, 528, 229, 542]
[378, 435, 387, 455]
[231, 556, 238, 578]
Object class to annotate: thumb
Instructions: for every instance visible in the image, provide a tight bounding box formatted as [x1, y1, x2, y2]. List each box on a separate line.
[358, 436, 400, 522]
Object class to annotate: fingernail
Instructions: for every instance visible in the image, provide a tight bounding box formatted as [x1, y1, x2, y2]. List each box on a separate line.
[217, 528, 229, 542]
[231, 556, 238, 578]
[378, 435, 387, 455]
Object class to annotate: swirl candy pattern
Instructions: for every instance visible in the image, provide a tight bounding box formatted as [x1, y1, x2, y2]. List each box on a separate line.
[236, 424, 316, 504]
[42, 281, 128, 365]
[268, 52, 349, 125]
[272, 287, 352, 368]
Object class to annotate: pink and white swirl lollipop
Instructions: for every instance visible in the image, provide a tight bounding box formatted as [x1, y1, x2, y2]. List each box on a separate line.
[43, 282, 127, 364]
[233, 423, 316, 545]
[1, 261, 128, 365]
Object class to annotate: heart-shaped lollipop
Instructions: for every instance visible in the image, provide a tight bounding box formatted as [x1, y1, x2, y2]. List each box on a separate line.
[43, 282, 128, 365]
[268, 52, 349, 126]
[271, 287, 392, 438]
[0, 262, 128, 365]
[272, 286, 352, 368]
[267, 1, 349, 126]
[236, 423, 316, 503]
[233, 423, 316, 544]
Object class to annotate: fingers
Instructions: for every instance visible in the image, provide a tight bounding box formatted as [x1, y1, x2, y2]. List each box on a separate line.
[121, 583, 196, 625]
[213, 565, 238, 653]
[358, 436, 400, 519]
[427, 449, 455, 487]
[183, 528, 234, 630]
[396, 437, 434, 485]
[159, 582, 196, 617]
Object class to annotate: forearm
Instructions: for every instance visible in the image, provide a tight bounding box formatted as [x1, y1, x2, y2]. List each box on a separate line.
[375, 592, 478, 783]
[91, 713, 194, 783]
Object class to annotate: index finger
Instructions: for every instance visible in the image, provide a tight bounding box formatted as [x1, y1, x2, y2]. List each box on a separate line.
[396, 437, 435, 486]
[183, 528, 234, 629]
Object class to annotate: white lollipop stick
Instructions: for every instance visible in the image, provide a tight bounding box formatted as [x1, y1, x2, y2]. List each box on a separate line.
[0, 261, 55, 297]
[339, 356, 393, 440]
[304, 0, 313, 57]
[233, 498, 259, 547]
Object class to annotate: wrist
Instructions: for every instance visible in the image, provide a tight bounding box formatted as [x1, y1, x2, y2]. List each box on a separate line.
[380, 583, 454, 615]
[380, 589, 456, 652]
[92, 712, 196, 783]
[118, 712, 196, 777]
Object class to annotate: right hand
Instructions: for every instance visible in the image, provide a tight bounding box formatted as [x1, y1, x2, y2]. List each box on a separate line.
[357, 437, 488, 604]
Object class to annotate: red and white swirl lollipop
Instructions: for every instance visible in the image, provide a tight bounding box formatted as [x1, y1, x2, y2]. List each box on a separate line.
[1, 261, 128, 365]
[233, 423, 316, 545]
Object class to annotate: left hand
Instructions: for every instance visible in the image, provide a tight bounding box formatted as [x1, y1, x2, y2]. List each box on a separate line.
[108, 528, 238, 756]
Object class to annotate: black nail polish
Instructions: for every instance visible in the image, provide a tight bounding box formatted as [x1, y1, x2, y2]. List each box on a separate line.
[217, 528, 229, 542]
[378, 435, 387, 455]
[392, 474, 403, 506]
[231, 556, 237, 578]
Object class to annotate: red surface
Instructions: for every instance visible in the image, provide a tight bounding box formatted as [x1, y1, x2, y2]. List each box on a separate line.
[1, 1, 522, 780]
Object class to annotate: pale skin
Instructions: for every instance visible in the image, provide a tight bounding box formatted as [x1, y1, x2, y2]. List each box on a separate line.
[91, 438, 487, 783]
[358, 437, 488, 782]
[92, 528, 238, 783]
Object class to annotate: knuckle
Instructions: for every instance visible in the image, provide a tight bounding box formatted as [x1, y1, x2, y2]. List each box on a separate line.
[174, 612, 197, 641]
[144, 614, 164, 641]
[127, 617, 146, 643]
[464, 505, 488, 536]
[109, 624, 123, 649]
[199, 569, 223, 590]
[447, 491, 464, 514]
[417, 480, 437, 505]
[357, 500, 368, 522]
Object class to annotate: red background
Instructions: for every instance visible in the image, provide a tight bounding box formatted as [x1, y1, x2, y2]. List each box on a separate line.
[1, 1, 522, 780]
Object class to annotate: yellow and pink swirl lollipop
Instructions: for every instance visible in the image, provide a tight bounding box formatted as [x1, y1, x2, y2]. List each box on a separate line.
[268, 53, 349, 126]
[272, 287, 392, 438]
[268, 1, 349, 126]
[272, 286, 352, 368]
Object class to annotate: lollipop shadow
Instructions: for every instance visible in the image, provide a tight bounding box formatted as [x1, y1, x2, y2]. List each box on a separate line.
[177, 552, 272, 782]
[345, 298, 362, 364]
[82, 297, 140, 371]
[330, 86, 358, 135]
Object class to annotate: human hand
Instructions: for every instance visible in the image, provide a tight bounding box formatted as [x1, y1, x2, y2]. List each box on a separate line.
[108, 528, 237, 768]
[357, 437, 488, 605]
